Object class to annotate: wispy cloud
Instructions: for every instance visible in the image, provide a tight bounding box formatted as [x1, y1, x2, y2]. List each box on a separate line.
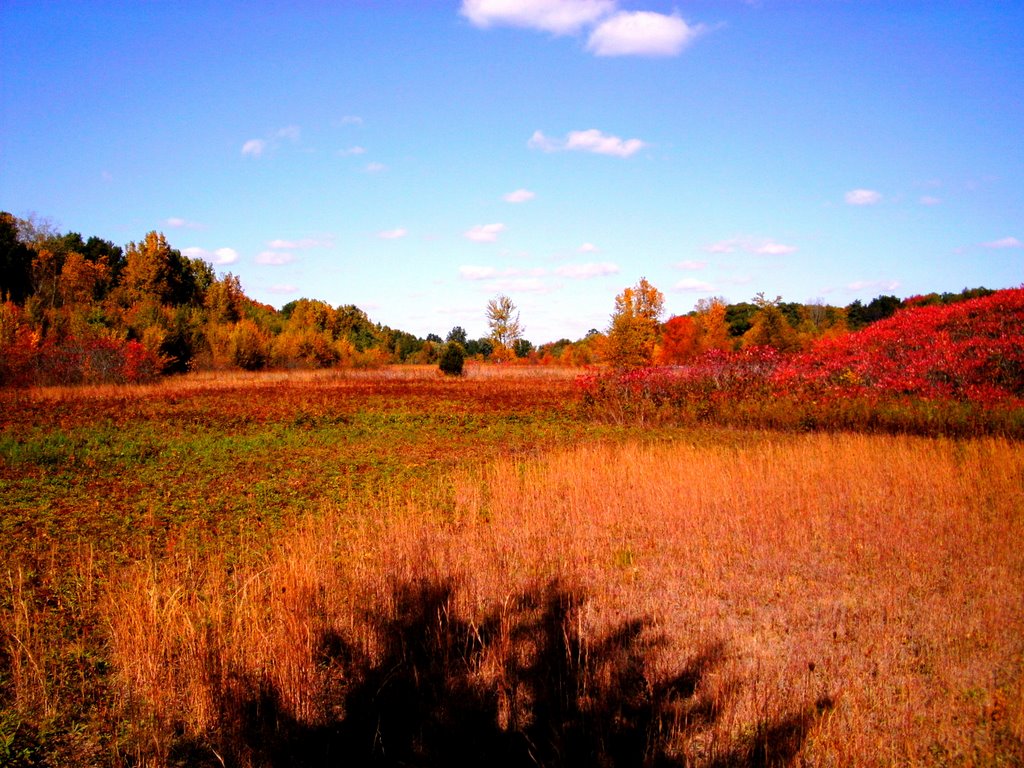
[241, 139, 267, 157]
[464, 223, 507, 242]
[755, 240, 798, 256]
[182, 246, 239, 265]
[337, 115, 363, 126]
[529, 129, 646, 158]
[365, 162, 387, 173]
[460, 0, 614, 35]
[675, 259, 707, 270]
[674, 278, 715, 293]
[555, 261, 619, 278]
[256, 251, 295, 265]
[241, 125, 302, 158]
[339, 146, 367, 156]
[268, 284, 298, 295]
[704, 236, 797, 256]
[378, 227, 408, 240]
[920, 195, 941, 206]
[587, 11, 705, 57]
[845, 188, 882, 206]
[981, 236, 1021, 249]
[578, 242, 599, 253]
[503, 188, 536, 203]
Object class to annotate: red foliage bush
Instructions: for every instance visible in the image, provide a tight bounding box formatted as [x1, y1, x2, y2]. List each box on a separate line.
[0, 335, 164, 387]
[773, 288, 1024, 405]
[577, 289, 1024, 433]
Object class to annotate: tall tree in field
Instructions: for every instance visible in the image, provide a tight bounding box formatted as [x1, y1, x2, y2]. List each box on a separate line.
[606, 278, 664, 369]
[486, 294, 523, 360]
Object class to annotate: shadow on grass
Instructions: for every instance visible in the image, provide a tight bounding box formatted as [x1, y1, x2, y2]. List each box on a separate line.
[169, 578, 830, 768]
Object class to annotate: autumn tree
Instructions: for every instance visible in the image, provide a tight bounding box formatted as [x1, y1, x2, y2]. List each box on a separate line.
[741, 293, 800, 351]
[205, 273, 245, 324]
[120, 231, 205, 306]
[486, 294, 523, 360]
[656, 314, 699, 365]
[692, 297, 733, 353]
[606, 278, 664, 369]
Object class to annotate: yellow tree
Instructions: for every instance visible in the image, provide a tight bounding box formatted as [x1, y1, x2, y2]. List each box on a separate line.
[606, 278, 664, 369]
[693, 297, 733, 353]
[486, 294, 523, 360]
[741, 293, 800, 351]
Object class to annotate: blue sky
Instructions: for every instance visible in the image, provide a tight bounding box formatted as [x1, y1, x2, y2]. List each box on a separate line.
[2, 1, 1021, 343]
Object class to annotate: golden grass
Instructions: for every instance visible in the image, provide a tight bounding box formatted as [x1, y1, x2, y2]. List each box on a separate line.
[103, 433, 1024, 765]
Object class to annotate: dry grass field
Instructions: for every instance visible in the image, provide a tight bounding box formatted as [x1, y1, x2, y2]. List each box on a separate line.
[2, 368, 1023, 766]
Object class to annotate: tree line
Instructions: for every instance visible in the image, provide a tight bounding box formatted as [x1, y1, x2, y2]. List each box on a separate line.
[0, 212, 996, 384]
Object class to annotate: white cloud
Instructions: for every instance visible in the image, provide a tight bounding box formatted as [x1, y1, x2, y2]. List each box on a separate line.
[464, 223, 506, 242]
[555, 261, 619, 278]
[675, 259, 707, 270]
[241, 139, 267, 157]
[213, 248, 239, 265]
[527, 130, 559, 152]
[460, 0, 614, 35]
[754, 240, 798, 256]
[704, 236, 796, 256]
[674, 278, 715, 293]
[587, 11, 703, 57]
[337, 115, 364, 126]
[339, 146, 367, 156]
[705, 240, 737, 254]
[365, 162, 387, 173]
[920, 195, 941, 206]
[529, 128, 646, 158]
[182, 246, 238, 266]
[845, 188, 882, 206]
[503, 188, 536, 203]
[378, 227, 408, 240]
[276, 125, 301, 141]
[982, 236, 1022, 249]
[256, 251, 296, 265]
[567, 129, 646, 157]
[578, 242, 599, 253]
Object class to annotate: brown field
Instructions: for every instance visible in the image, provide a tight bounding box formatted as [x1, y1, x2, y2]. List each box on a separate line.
[2, 368, 1023, 766]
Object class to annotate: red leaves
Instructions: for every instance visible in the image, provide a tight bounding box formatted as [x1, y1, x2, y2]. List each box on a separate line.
[0, 334, 164, 387]
[578, 289, 1024, 425]
[774, 288, 1024, 405]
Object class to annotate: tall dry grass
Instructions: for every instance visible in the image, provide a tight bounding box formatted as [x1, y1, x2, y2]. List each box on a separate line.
[104, 433, 1024, 765]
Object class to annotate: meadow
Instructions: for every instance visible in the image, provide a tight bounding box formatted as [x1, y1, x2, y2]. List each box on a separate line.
[1, 366, 1023, 766]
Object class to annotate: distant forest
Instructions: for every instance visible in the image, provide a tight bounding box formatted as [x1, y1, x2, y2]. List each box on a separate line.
[0, 211, 996, 386]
